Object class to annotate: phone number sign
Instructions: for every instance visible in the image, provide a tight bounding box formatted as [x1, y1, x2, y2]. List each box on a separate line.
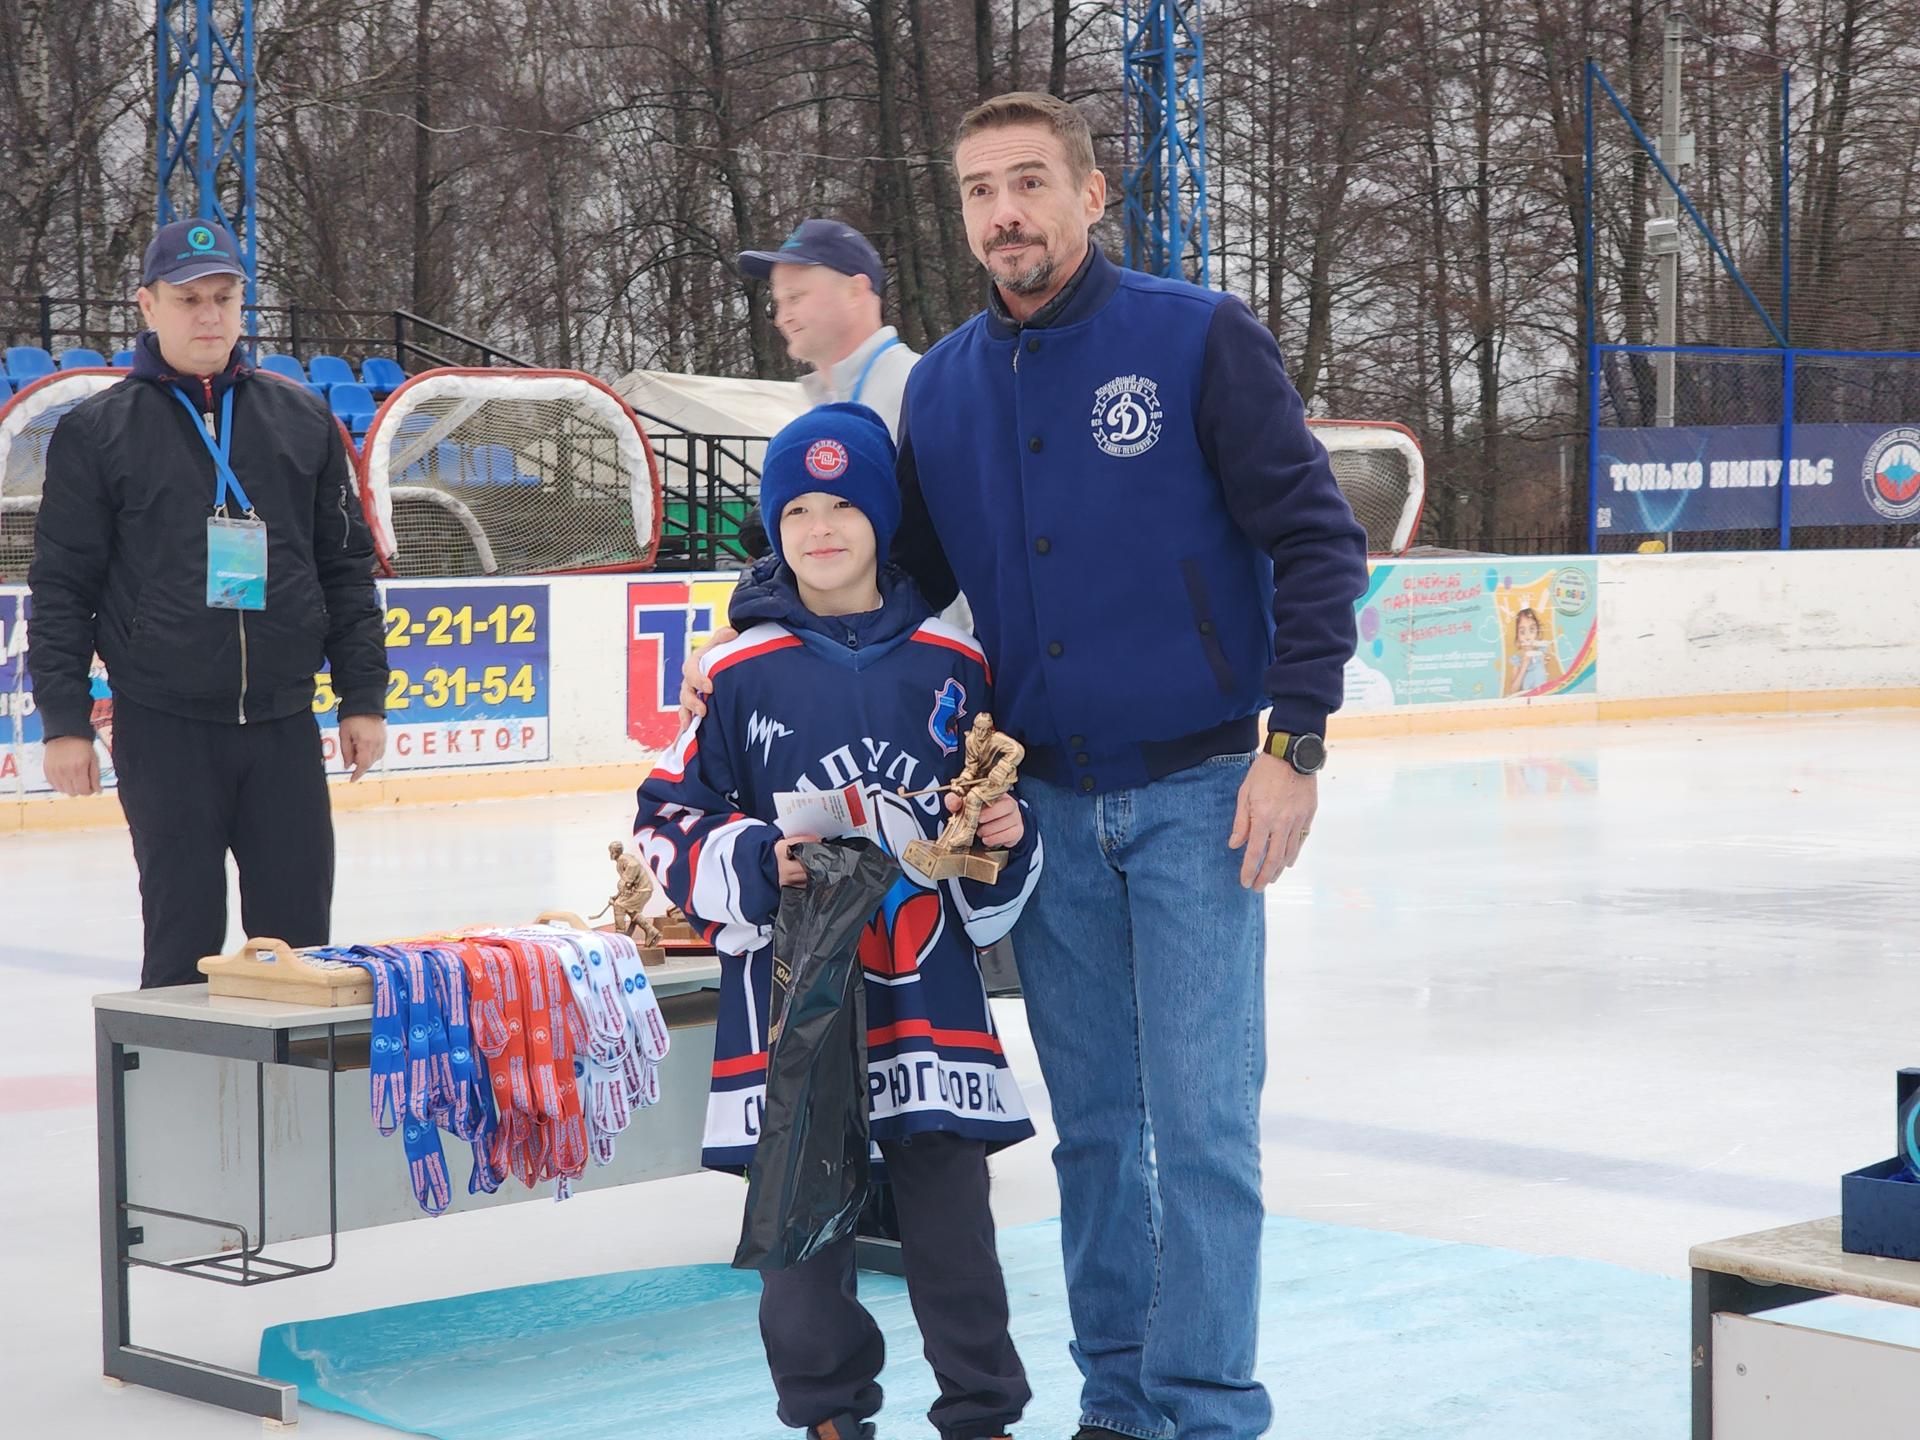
[314, 582, 550, 772]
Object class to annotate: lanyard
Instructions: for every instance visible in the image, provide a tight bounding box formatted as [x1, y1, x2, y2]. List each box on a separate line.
[170, 385, 255, 515]
[847, 336, 900, 406]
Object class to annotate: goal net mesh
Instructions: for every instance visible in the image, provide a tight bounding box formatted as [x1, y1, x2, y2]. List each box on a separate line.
[1309, 420, 1425, 555]
[0, 370, 125, 582]
[360, 370, 661, 577]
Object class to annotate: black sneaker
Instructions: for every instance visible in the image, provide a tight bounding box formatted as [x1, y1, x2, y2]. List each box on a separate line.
[1070, 1430, 1130, 1440]
[808, 1419, 875, 1440]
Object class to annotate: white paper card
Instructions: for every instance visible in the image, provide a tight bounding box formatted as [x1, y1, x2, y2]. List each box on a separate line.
[774, 782, 878, 841]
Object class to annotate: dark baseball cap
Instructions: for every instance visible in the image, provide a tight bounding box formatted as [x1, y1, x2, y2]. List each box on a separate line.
[738, 219, 885, 294]
[141, 219, 247, 287]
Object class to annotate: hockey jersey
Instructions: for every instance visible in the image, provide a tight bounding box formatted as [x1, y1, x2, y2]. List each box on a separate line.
[633, 564, 1041, 1170]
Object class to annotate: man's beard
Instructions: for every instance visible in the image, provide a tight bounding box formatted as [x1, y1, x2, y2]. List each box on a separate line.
[990, 233, 1055, 295]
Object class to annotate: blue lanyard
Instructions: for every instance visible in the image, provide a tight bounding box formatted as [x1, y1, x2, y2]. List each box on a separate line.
[848, 336, 900, 406]
[169, 386, 255, 515]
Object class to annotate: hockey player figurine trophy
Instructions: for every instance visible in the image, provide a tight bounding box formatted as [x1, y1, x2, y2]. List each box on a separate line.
[596, 840, 667, 965]
[902, 713, 1025, 883]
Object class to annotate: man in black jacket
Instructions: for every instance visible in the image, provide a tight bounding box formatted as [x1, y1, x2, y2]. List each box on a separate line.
[27, 220, 388, 988]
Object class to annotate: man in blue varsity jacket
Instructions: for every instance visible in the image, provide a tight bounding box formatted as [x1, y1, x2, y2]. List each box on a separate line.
[686, 94, 1369, 1440]
[635, 403, 1039, 1440]
[890, 94, 1369, 1440]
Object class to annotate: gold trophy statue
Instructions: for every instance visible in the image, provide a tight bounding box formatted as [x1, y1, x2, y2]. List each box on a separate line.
[901, 713, 1025, 883]
[595, 840, 667, 964]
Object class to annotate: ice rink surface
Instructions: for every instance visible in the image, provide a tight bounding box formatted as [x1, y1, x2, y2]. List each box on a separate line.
[4, 709, 1918, 1436]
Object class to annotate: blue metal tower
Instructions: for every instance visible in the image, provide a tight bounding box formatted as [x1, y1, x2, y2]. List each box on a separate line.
[1121, 0, 1211, 286]
[154, 0, 259, 312]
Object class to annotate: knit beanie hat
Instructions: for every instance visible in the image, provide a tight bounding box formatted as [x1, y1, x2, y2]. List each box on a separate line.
[758, 402, 901, 564]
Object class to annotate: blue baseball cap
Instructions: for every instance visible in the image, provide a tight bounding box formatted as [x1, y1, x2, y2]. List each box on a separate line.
[141, 220, 246, 287]
[739, 219, 886, 295]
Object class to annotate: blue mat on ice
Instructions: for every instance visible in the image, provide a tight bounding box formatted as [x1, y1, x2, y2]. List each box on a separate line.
[258, 1216, 1920, 1439]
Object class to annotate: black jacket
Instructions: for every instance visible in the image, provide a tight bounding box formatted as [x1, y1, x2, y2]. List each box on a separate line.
[26, 332, 387, 738]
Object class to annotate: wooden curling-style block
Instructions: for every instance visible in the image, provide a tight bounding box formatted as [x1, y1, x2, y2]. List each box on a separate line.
[196, 937, 374, 1007]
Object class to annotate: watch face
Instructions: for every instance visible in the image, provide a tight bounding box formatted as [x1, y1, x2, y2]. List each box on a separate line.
[1291, 734, 1327, 773]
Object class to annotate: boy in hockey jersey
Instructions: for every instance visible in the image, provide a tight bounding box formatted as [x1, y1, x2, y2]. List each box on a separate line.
[633, 402, 1039, 1440]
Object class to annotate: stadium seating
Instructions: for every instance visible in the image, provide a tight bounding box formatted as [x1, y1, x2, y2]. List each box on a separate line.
[4, 346, 55, 383]
[361, 357, 406, 396]
[59, 347, 108, 370]
[257, 354, 311, 387]
[110, 349, 135, 368]
[306, 354, 356, 394]
[329, 382, 377, 437]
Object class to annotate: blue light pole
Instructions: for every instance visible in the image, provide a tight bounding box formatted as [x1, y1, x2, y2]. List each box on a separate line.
[1122, 0, 1212, 287]
[155, 0, 259, 319]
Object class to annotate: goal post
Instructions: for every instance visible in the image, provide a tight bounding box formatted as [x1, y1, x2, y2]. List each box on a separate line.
[359, 368, 663, 578]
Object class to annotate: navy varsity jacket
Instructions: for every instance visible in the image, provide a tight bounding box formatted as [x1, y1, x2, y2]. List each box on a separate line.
[890, 246, 1369, 794]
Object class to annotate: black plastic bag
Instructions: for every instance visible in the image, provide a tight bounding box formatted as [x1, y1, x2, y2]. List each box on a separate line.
[734, 838, 901, 1271]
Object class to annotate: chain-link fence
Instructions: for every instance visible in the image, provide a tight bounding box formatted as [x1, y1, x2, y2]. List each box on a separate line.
[1584, 57, 1920, 554]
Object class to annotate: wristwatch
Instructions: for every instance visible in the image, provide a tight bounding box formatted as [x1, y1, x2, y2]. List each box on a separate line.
[1261, 730, 1326, 775]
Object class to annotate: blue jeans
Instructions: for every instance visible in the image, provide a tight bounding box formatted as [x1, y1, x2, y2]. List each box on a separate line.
[1015, 754, 1269, 1440]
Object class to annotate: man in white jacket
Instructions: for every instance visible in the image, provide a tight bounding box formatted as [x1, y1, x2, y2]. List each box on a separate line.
[739, 219, 917, 438]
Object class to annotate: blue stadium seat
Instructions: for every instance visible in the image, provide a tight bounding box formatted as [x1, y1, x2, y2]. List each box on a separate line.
[110, 349, 135, 368]
[329, 383, 376, 437]
[258, 353, 309, 386]
[435, 442, 464, 485]
[4, 346, 55, 383]
[0, 376, 15, 398]
[307, 354, 356, 393]
[59, 347, 108, 370]
[361, 357, 406, 395]
[472, 444, 517, 487]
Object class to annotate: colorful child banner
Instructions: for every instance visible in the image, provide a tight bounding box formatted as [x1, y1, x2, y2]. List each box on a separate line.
[1344, 559, 1599, 710]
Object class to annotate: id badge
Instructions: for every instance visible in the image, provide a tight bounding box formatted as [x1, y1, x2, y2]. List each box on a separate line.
[206, 517, 268, 611]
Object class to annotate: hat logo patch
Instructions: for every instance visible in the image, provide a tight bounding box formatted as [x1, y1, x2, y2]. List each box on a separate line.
[804, 438, 850, 481]
[187, 225, 217, 252]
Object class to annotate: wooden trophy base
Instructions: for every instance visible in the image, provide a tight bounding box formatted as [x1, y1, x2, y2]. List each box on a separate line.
[903, 839, 1008, 884]
[637, 944, 667, 967]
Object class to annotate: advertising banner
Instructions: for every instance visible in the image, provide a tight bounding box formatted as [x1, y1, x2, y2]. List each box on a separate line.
[1345, 560, 1599, 709]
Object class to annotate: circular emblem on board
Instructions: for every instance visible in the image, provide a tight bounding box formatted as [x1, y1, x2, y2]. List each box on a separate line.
[1862, 427, 1920, 521]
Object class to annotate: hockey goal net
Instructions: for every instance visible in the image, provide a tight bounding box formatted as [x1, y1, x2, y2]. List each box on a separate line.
[359, 368, 662, 577]
[0, 369, 127, 582]
[1308, 419, 1425, 555]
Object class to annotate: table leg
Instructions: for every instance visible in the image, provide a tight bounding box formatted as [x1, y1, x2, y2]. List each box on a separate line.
[95, 1015, 299, 1422]
[1691, 1268, 1829, 1439]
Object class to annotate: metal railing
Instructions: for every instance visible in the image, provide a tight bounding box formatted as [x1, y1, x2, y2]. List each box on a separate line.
[3, 292, 774, 573]
[0, 293, 394, 365]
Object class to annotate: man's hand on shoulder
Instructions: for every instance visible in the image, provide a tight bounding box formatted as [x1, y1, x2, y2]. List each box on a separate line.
[1228, 753, 1316, 889]
[678, 627, 739, 726]
[44, 735, 101, 796]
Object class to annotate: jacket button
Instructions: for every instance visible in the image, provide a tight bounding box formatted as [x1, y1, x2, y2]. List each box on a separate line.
[1075, 752, 1089, 766]
[1047, 641, 1064, 658]
[1198, 619, 1215, 635]
[1028, 435, 1043, 453]
[1026, 337, 1041, 355]
[1035, 537, 1051, 555]
[1069, 734, 1085, 748]
[1079, 776, 1096, 793]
